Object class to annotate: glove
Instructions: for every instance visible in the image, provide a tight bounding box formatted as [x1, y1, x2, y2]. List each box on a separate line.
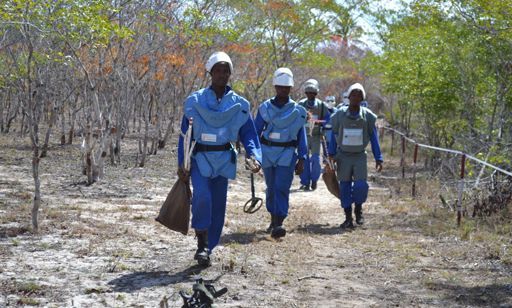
[324, 156, 336, 173]
[177, 167, 190, 183]
[375, 160, 383, 172]
[245, 157, 261, 173]
[295, 159, 304, 175]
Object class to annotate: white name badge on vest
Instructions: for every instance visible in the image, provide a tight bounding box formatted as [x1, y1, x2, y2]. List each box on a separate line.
[269, 132, 281, 140]
[201, 133, 217, 143]
[342, 128, 363, 146]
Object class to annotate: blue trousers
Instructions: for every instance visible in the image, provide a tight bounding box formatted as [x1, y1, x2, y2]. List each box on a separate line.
[190, 160, 228, 252]
[263, 164, 295, 217]
[300, 153, 321, 186]
[339, 180, 369, 209]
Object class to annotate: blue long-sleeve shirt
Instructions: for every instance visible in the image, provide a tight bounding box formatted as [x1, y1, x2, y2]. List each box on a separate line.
[254, 102, 308, 161]
[328, 110, 383, 162]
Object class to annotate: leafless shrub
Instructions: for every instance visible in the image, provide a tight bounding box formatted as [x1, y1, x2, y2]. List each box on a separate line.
[471, 173, 512, 217]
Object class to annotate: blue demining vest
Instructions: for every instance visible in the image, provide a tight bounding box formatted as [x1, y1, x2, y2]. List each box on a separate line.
[258, 99, 307, 168]
[184, 87, 250, 179]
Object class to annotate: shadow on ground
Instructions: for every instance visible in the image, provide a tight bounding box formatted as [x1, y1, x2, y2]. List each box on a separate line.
[107, 264, 209, 293]
[295, 223, 354, 235]
[432, 282, 512, 307]
[220, 231, 270, 245]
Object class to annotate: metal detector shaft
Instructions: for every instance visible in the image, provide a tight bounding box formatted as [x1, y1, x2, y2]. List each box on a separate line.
[250, 173, 256, 198]
[243, 173, 263, 214]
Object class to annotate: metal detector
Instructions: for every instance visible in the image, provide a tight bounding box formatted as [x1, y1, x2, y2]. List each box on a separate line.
[243, 173, 263, 214]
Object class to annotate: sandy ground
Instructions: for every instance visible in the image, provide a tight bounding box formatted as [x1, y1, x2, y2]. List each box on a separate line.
[1, 132, 511, 307]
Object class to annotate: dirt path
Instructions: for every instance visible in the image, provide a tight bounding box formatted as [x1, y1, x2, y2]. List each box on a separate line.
[1, 134, 511, 307]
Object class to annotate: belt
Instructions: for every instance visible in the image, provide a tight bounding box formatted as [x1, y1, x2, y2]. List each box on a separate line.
[261, 137, 297, 147]
[193, 142, 232, 153]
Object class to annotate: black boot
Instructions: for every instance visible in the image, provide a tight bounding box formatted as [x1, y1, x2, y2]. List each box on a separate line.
[355, 203, 364, 225]
[266, 214, 276, 233]
[340, 207, 354, 229]
[271, 216, 286, 239]
[311, 181, 317, 190]
[194, 230, 211, 266]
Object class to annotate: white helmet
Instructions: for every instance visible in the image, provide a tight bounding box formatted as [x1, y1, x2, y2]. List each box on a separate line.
[205, 51, 233, 73]
[304, 79, 319, 93]
[342, 91, 349, 105]
[325, 95, 335, 108]
[273, 67, 294, 87]
[347, 83, 366, 100]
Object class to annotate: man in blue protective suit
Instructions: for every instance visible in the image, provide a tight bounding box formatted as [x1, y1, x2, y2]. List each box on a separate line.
[178, 51, 262, 266]
[255, 68, 308, 239]
[328, 83, 383, 228]
[298, 79, 331, 191]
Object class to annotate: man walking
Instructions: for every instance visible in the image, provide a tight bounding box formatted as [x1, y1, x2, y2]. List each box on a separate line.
[298, 79, 331, 191]
[328, 83, 383, 228]
[255, 68, 307, 238]
[178, 51, 262, 266]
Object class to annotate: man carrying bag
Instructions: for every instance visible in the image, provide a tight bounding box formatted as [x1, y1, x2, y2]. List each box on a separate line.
[156, 118, 195, 235]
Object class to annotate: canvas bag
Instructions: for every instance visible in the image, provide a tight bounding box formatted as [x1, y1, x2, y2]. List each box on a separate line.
[155, 118, 194, 235]
[156, 176, 191, 235]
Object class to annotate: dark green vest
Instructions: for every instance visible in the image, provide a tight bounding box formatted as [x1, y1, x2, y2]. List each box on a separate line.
[334, 107, 376, 153]
[299, 98, 326, 136]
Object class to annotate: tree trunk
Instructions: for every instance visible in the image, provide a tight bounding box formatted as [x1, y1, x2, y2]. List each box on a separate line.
[68, 109, 76, 145]
[0, 94, 4, 133]
[113, 117, 122, 165]
[40, 101, 58, 158]
[20, 109, 26, 138]
[152, 97, 161, 154]
[92, 126, 112, 181]
[31, 150, 41, 232]
[137, 104, 143, 154]
[496, 80, 508, 143]
[24, 38, 41, 232]
[60, 108, 66, 145]
[84, 124, 94, 184]
[4, 102, 19, 134]
[160, 94, 180, 149]
[160, 112, 176, 149]
[109, 127, 116, 165]
[139, 104, 150, 167]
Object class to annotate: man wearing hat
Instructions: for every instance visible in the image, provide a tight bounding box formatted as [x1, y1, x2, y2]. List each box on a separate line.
[328, 83, 383, 228]
[255, 68, 307, 238]
[178, 51, 262, 266]
[298, 79, 332, 191]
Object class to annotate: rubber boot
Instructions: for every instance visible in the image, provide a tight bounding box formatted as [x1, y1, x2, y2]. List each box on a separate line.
[355, 203, 364, 225]
[194, 230, 211, 266]
[271, 216, 286, 239]
[311, 181, 317, 190]
[266, 214, 276, 233]
[340, 207, 354, 229]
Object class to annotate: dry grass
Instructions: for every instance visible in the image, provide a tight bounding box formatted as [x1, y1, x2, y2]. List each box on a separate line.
[1, 131, 511, 307]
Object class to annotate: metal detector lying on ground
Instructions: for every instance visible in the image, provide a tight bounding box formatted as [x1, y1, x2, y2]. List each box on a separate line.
[179, 278, 227, 308]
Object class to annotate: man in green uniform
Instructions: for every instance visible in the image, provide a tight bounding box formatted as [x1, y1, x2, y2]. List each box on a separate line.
[298, 79, 331, 191]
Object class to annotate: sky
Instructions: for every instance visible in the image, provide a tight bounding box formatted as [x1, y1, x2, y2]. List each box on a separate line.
[356, 0, 407, 52]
